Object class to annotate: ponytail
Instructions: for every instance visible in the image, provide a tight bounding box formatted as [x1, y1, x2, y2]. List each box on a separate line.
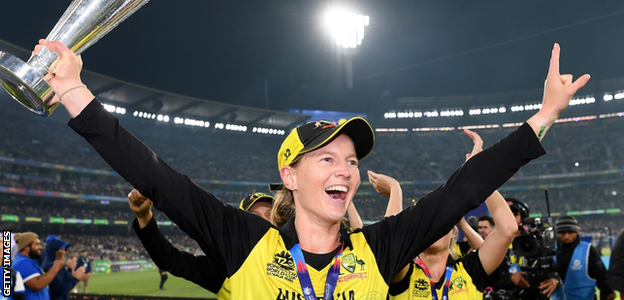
[271, 190, 295, 228]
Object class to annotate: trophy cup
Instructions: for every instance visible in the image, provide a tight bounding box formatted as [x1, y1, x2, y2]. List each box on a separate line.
[0, 0, 150, 116]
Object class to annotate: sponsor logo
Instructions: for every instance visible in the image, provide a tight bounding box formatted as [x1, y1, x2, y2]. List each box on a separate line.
[414, 278, 428, 291]
[267, 251, 297, 282]
[571, 259, 583, 271]
[337, 273, 367, 283]
[412, 278, 430, 298]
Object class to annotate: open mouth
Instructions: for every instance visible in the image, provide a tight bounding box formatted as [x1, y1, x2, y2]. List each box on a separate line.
[325, 185, 348, 201]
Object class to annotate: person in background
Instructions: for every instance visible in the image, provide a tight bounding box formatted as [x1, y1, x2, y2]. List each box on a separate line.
[549, 216, 615, 300]
[486, 197, 559, 300]
[238, 192, 274, 221]
[158, 267, 168, 290]
[75, 249, 92, 293]
[13, 232, 65, 300]
[478, 215, 496, 239]
[607, 229, 624, 297]
[41, 235, 87, 300]
[388, 129, 517, 300]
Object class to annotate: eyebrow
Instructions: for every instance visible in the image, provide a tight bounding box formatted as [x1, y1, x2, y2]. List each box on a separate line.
[312, 149, 357, 159]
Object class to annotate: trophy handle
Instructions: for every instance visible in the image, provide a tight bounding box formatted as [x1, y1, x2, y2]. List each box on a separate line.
[0, 0, 150, 116]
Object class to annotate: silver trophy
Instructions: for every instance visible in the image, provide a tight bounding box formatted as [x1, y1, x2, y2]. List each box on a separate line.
[0, 0, 150, 116]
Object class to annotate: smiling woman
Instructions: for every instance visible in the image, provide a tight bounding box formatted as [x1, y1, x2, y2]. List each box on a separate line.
[37, 38, 589, 300]
[271, 118, 373, 230]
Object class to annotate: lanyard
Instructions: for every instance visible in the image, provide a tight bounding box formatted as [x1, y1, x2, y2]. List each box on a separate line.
[290, 242, 344, 300]
[415, 258, 454, 300]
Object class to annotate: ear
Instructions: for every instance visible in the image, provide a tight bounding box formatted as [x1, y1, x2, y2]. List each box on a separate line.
[280, 166, 296, 190]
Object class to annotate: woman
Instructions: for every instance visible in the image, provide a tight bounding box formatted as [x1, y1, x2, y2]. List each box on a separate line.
[388, 130, 519, 300]
[38, 39, 587, 299]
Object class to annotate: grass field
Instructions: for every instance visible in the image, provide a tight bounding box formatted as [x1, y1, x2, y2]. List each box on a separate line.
[89, 269, 216, 299]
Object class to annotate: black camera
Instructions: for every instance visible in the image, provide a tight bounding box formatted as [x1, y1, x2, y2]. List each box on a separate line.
[486, 193, 559, 300]
[511, 217, 558, 300]
[513, 217, 556, 258]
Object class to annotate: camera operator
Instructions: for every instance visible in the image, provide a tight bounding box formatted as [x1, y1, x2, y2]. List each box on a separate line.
[486, 198, 559, 300]
[551, 216, 615, 300]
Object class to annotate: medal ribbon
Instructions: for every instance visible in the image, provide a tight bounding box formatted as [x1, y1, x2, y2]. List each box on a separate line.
[290, 242, 344, 300]
[415, 258, 454, 300]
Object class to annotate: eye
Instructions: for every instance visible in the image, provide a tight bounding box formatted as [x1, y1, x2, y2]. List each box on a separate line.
[322, 157, 333, 163]
[348, 159, 358, 167]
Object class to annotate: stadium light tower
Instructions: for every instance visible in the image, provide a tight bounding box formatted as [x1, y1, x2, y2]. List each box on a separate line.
[323, 6, 369, 88]
[324, 7, 369, 49]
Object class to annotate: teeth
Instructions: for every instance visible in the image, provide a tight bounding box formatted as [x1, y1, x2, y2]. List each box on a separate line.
[326, 186, 348, 193]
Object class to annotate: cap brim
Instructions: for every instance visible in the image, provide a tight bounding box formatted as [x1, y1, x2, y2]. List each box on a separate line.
[300, 117, 374, 161]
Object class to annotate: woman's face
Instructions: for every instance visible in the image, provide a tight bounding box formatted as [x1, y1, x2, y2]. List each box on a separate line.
[289, 134, 360, 224]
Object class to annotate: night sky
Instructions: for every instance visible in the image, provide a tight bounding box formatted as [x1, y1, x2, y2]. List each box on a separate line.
[2, 1, 624, 112]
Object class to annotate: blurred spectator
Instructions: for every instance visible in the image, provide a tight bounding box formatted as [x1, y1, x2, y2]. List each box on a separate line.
[607, 229, 624, 294]
[41, 235, 87, 300]
[75, 249, 92, 293]
[13, 232, 64, 300]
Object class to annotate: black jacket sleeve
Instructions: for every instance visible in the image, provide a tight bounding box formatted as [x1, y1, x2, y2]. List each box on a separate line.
[133, 217, 227, 293]
[461, 250, 490, 292]
[607, 230, 624, 292]
[588, 245, 614, 300]
[69, 100, 273, 275]
[362, 122, 545, 283]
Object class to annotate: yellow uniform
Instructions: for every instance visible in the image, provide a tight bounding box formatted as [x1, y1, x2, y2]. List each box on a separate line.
[389, 253, 487, 300]
[72, 101, 546, 299]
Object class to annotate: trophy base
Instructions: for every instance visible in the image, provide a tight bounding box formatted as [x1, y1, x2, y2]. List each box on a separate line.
[0, 51, 58, 116]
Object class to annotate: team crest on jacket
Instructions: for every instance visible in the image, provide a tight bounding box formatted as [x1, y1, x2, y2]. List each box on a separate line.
[338, 253, 368, 283]
[267, 251, 297, 282]
[449, 276, 469, 295]
[341, 253, 366, 273]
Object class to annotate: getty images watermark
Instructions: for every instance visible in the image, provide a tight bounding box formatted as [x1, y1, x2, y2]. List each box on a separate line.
[2, 230, 11, 297]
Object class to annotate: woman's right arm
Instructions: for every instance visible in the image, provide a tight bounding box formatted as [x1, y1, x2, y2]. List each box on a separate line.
[363, 43, 590, 284]
[41, 40, 273, 272]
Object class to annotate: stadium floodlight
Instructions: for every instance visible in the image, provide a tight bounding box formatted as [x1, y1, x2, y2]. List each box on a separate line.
[324, 6, 369, 49]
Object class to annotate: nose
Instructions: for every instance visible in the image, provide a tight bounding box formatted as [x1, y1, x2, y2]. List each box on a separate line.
[334, 161, 352, 178]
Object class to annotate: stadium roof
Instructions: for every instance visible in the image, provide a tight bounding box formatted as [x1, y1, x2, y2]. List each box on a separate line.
[0, 39, 310, 129]
[1, 1, 624, 118]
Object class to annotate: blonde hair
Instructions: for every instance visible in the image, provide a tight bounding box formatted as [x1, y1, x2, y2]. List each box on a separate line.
[270, 155, 302, 227]
[271, 190, 296, 227]
[449, 225, 459, 259]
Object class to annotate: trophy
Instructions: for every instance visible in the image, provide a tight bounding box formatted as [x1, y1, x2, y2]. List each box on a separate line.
[0, 0, 150, 116]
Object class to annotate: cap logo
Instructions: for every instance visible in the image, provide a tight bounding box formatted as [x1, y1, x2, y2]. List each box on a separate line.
[314, 120, 336, 130]
[284, 149, 291, 162]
